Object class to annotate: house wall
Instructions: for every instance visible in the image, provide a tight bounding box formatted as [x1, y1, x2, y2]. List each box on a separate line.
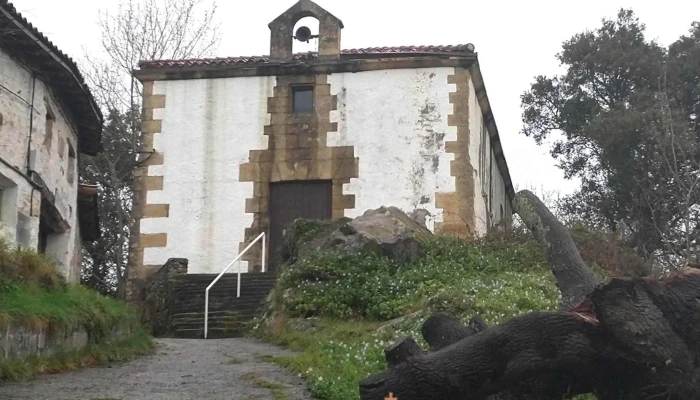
[468, 76, 511, 235]
[0, 48, 82, 282]
[134, 66, 511, 275]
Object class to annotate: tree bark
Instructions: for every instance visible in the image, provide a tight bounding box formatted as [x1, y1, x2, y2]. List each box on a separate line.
[361, 269, 700, 400]
[359, 190, 700, 400]
[361, 312, 599, 400]
[512, 190, 600, 309]
[421, 312, 488, 351]
[385, 337, 423, 367]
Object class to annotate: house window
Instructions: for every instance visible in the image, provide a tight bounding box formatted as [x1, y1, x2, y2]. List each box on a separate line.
[0, 176, 18, 227]
[292, 86, 314, 113]
[43, 101, 55, 149]
[38, 222, 48, 254]
[67, 142, 76, 184]
[479, 117, 490, 193]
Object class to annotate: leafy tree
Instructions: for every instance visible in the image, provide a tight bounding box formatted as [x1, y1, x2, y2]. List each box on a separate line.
[80, 0, 221, 296]
[521, 9, 699, 268]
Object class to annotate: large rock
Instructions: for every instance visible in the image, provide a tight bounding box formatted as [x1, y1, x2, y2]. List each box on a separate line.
[283, 206, 434, 265]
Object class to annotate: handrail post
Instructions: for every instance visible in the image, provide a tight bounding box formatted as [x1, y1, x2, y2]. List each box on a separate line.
[204, 287, 209, 339]
[237, 259, 241, 298]
[203, 232, 265, 338]
[262, 233, 266, 273]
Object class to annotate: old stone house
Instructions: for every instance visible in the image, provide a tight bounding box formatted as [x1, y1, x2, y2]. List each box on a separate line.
[0, 0, 101, 282]
[130, 0, 514, 284]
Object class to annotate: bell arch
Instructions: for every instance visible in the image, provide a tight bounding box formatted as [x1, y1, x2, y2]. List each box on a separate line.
[268, 0, 343, 60]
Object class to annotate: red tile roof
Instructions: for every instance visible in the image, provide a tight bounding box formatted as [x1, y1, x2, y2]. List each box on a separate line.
[138, 44, 475, 69]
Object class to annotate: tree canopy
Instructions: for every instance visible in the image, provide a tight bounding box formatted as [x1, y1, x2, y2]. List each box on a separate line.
[520, 9, 700, 267]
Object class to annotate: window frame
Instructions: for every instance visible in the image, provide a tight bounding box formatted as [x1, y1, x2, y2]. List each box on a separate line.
[291, 85, 314, 114]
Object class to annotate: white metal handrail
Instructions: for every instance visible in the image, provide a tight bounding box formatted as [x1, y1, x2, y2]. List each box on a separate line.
[204, 232, 266, 339]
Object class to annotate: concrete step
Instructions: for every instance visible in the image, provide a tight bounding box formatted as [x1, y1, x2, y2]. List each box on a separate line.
[162, 273, 276, 339]
[179, 279, 278, 285]
[171, 288, 274, 297]
[171, 293, 272, 302]
[171, 307, 265, 316]
[171, 303, 267, 313]
[184, 273, 277, 279]
[173, 327, 245, 339]
[171, 311, 261, 321]
[171, 295, 271, 304]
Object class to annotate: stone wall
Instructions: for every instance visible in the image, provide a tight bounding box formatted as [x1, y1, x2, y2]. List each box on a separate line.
[0, 47, 82, 282]
[141, 258, 188, 335]
[0, 320, 133, 361]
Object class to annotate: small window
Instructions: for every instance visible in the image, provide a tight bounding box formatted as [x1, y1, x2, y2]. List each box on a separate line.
[67, 142, 76, 184]
[292, 86, 314, 113]
[43, 101, 55, 149]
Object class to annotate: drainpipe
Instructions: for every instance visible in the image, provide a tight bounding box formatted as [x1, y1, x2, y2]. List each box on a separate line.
[25, 73, 36, 175]
[26, 73, 37, 218]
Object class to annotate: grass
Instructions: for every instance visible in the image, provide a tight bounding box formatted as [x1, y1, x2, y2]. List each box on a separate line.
[0, 239, 153, 380]
[243, 372, 291, 400]
[0, 327, 153, 381]
[0, 238, 138, 336]
[0, 282, 135, 334]
[256, 231, 564, 400]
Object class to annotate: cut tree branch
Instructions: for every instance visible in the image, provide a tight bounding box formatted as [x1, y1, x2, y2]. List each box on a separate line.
[512, 190, 600, 308]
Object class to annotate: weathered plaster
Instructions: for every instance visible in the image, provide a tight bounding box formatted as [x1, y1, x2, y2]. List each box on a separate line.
[0, 48, 81, 281]
[136, 76, 274, 274]
[129, 66, 513, 281]
[327, 68, 457, 231]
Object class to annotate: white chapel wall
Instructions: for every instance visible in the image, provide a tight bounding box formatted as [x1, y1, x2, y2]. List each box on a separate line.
[141, 76, 274, 274]
[142, 66, 512, 273]
[327, 67, 458, 231]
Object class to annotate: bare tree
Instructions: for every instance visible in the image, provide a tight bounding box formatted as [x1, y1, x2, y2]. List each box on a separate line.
[80, 0, 220, 296]
[638, 77, 700, 270]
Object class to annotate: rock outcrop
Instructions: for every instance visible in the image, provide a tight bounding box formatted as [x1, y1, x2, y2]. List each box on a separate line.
[282, 206, 434, 266]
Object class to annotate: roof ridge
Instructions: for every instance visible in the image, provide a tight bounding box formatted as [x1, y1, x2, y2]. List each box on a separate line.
[138, 44, 475, 68]
[0, 0, 103, 154]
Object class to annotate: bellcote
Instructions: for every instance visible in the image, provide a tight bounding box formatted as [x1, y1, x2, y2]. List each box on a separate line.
[268, 0, 343, 60]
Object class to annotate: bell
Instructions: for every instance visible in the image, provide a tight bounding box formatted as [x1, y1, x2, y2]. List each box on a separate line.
[294, 26, 313, 42]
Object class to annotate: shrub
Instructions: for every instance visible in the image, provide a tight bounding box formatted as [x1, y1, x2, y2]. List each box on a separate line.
[569, 223, 652, 278]
[0, 240, 136, 337]
[275, 235, 558, 323]
[0, 239, 65, 290]
[261, 235, 562, 400]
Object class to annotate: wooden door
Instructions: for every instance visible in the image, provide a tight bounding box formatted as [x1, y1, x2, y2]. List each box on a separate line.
[268, 180, 332, 270]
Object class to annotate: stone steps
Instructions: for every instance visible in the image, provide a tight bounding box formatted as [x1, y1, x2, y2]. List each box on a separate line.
[167, 272, 276, 339]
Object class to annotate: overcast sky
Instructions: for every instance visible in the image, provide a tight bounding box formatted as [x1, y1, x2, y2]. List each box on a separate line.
[11, 0, 700, 197]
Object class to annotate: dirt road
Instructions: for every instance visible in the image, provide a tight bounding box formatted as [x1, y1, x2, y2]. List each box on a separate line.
[0, 338, 314, 400]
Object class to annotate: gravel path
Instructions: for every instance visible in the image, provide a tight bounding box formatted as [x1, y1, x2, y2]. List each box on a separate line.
[0, 338, 315, 400]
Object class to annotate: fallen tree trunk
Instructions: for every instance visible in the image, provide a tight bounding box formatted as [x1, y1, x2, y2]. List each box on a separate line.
[359, 190, 700, 400]
[421, 312, 488, 351]
[512, 190, 600, 309]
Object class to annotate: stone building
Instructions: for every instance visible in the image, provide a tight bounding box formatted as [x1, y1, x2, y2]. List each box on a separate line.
[0, 0, 101, 282]
[130, 0, 514, 283]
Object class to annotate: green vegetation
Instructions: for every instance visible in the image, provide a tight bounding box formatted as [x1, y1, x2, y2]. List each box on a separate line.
[0, 283, 136, 336]
[243, 372, 291, 400]
[257, 231, 562, 400]
[0, 239, 153, 380]
[0, 327, 152, 381]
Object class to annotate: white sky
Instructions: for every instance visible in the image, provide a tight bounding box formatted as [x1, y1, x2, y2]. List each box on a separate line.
[11, 0, 700, 197]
